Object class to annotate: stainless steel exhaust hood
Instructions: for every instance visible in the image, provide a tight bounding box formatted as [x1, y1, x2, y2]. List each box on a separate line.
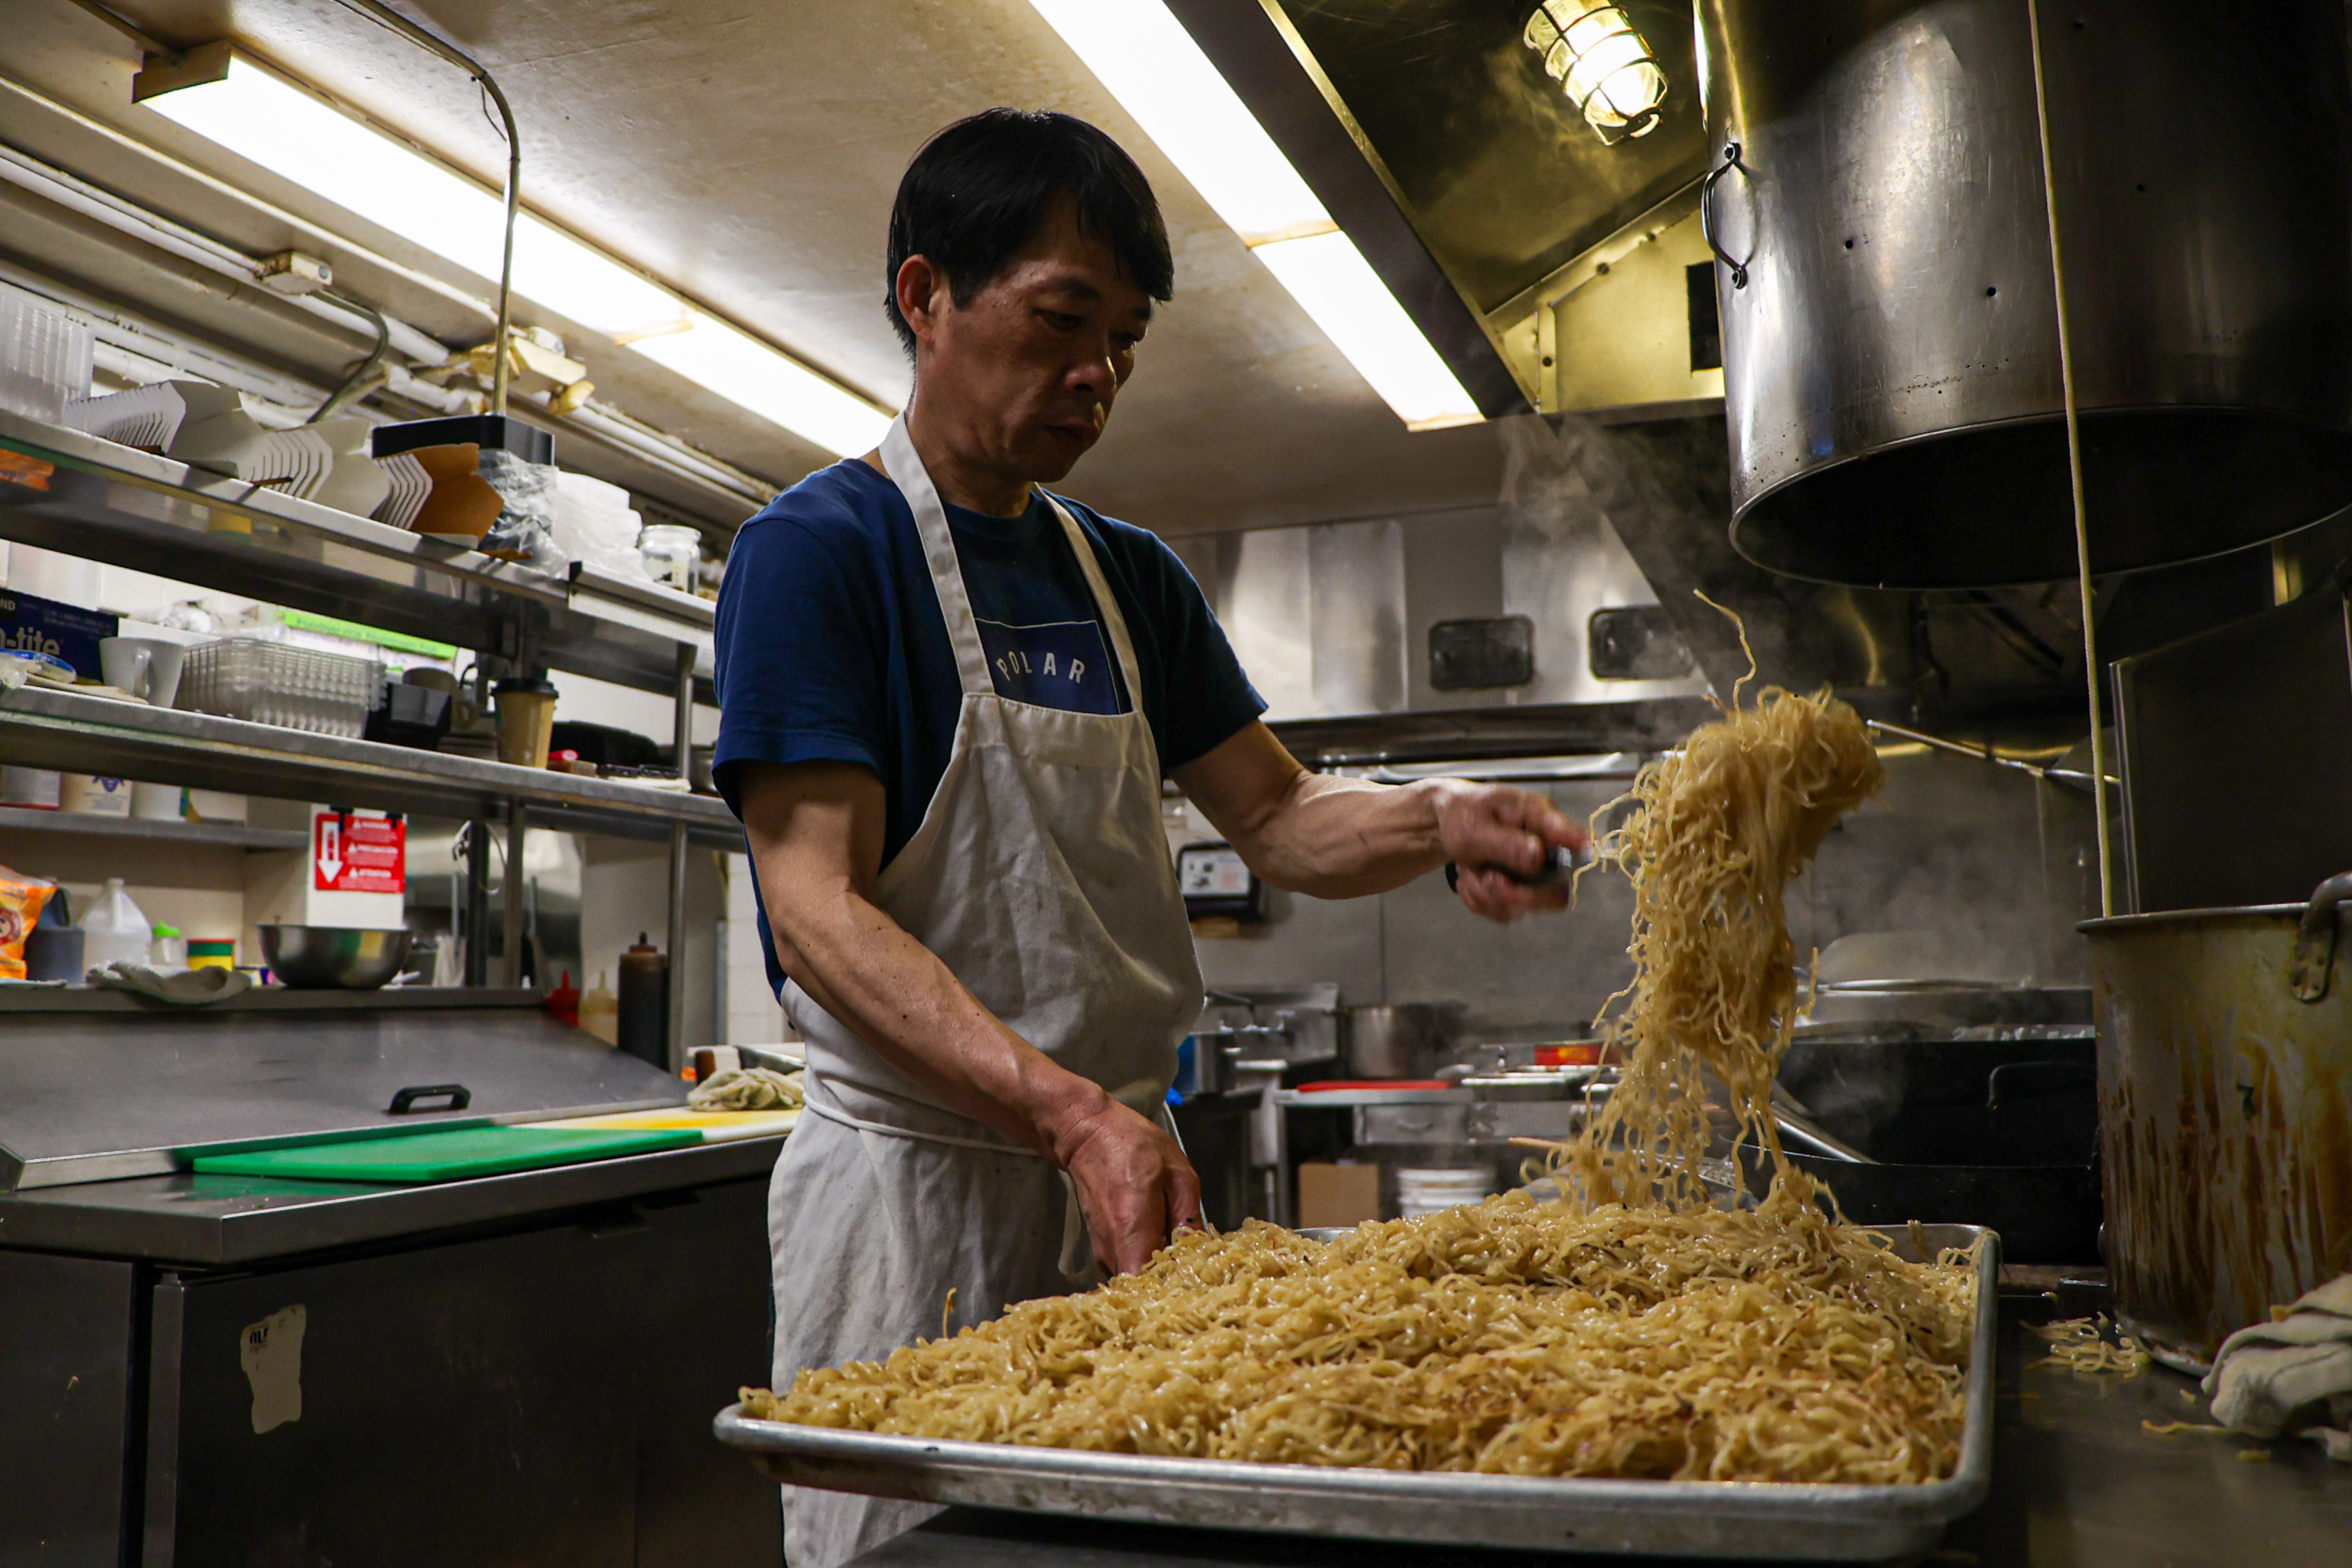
[1165, 0, 1718, 419]
[1180, 1, 2352, 594]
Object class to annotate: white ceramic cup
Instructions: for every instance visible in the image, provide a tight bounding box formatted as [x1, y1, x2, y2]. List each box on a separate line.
[99, 637, 186, 707]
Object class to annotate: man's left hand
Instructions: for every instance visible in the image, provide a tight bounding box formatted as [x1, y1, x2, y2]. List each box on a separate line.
[1432, 781, 1588, 924]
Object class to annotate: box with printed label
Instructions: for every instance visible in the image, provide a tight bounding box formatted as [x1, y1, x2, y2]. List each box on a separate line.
[0, 587, 119, 677]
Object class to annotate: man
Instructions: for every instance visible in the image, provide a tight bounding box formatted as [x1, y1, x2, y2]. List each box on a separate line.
[714, 108, 1585, 1567]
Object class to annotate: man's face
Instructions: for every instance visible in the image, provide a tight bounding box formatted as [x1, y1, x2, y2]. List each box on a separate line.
[905, 202, 1153, 491]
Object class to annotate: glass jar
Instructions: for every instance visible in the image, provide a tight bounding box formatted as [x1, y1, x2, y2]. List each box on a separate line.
[638, 524, 701, 592]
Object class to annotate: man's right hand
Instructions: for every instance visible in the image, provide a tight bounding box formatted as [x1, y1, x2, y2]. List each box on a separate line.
[741, 761, 1203, 1275]
[1044, 1092, 1202, 1276]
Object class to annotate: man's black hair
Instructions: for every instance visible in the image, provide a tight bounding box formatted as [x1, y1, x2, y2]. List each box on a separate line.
[885, 108, 1174, 357]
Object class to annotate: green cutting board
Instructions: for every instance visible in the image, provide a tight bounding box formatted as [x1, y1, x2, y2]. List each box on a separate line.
[191, 1124, 702, 1183]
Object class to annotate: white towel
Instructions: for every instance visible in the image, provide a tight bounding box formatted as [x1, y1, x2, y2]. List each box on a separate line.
[86, 960, 253, 1006]
[687, 1066, 804, 1112]
[2203, 1274, 2352, 1462]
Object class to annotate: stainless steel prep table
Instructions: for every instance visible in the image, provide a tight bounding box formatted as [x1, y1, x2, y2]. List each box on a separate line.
[0, 1131, 781, 1262]
[829, 1295, 2352, 1568]
[0, 990, 790, 1567]
[0, 987, 688, 1188]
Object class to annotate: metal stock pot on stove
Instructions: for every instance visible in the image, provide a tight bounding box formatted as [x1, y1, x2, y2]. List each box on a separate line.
[2084, 872, 2352, 1370]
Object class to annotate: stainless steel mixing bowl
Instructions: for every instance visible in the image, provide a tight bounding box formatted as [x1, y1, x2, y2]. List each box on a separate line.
[259, 925, 411, 990]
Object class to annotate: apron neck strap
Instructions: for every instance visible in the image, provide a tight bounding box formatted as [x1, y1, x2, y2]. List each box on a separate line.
[881, 413, 994, 698]
[1041, 494, 1145, 701]
[881, 413, 1147, 705]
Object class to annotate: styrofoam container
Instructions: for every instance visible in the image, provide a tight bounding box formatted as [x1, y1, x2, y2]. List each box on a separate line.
[1, 767, 60, 809]
[132, 781, 185, 821]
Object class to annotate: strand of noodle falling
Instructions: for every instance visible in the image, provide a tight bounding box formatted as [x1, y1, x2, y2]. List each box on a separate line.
[1559, 618, 1885, 1215]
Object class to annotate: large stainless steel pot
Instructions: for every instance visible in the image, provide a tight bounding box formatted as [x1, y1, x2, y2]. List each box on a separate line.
[1342, 1004, 1449, 1080]
[2084, 874, 2352, 1369]
[1695, 0, 2352, 587]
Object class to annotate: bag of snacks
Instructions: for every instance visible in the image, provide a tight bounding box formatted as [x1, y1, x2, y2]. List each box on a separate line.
[0, 864, 58, 981]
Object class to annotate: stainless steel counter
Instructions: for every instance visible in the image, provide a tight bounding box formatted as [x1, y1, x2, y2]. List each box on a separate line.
[0, 994, 687, 1187]
[0, 1134, 783, 1263]
[832, 1297, 2352, 1567]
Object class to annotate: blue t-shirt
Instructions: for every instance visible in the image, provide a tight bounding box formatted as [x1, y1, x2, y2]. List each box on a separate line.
[713, 458, 1266, 997]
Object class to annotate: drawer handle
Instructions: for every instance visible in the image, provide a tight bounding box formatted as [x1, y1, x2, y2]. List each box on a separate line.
[388, 1083, 471, 1114]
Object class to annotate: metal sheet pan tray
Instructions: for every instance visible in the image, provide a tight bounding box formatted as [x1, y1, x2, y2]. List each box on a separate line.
[714, 1223, 1997, 1561]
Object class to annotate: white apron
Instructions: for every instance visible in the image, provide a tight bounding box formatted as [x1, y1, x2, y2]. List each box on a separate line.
[766, 415, 1203, 1568]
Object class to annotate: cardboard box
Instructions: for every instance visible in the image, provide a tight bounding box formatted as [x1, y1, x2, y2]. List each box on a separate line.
[0, 587, 119, 677]
[1297, 1162, 1382, 1231]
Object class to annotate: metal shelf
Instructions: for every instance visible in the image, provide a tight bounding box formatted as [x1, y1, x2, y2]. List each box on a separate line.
[0, 408, 712, 698]
[0, 986, 541, 1012]
[1269, 697, 1722, 767]
[0, 685, 741, 846]
[0, 803, 306, 849]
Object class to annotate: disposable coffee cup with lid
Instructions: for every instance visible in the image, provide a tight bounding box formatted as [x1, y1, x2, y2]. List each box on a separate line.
[493, 677, 559, 769]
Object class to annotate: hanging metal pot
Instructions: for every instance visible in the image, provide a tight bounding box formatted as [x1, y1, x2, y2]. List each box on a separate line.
[1694, 0, 2352, 587]
[2083, 872, 2352, 1369]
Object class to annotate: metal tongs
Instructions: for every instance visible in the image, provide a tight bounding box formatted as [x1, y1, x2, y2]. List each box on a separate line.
[1770, 1084, 1874, 1163]
[1443, 843, 1590, 893]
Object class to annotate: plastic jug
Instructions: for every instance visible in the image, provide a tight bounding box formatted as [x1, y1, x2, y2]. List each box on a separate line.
[78, 878, 153, 971]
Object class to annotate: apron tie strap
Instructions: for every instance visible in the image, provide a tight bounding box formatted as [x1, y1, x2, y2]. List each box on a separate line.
[798, 1075, 1046, 1157]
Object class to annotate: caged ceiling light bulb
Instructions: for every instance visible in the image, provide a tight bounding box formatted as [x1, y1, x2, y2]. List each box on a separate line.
[1522, 0, 1668, 145]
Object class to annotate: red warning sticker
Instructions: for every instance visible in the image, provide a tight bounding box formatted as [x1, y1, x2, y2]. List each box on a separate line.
[313, 811, 405, 894]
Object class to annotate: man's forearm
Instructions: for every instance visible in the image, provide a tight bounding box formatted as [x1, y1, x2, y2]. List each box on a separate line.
[756, 854, 1114, 1158]
[1227, 772, 1452, 898]
[1175, 723, 1580, 917]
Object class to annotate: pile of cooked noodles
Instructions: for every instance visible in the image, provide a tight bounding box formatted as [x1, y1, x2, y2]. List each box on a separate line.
[745, 663, 1980, 1485]
[745, 1195, 1974, 1482]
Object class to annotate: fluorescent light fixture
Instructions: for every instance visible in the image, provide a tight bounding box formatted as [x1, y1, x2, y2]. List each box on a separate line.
[1024, 0, 1322, 244]
[1027, 0, 1480, 429]
[141, 51, 889, 455]
[1250, 234, 1482, 431]
[632, 311, 894, 462]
